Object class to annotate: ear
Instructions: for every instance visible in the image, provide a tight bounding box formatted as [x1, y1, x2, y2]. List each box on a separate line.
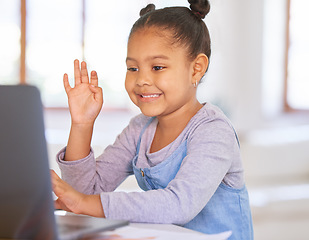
[191, 53, 209, 85]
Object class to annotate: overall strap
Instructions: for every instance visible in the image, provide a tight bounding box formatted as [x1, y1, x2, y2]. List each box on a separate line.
[135, 117, 155, 155]
[232, 126, 240, 148]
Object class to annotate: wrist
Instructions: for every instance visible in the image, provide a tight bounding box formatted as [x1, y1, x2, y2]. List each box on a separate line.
[71, 121, 94, 131]
[64, 123, 94, 161]
[80, 194, 105, 218]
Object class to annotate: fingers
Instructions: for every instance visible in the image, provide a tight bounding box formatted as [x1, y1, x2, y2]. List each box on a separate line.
[89, 71, 103, 103]
[74, 59, 81, 86]
[54, 199, 72, 212]
[90, 71, 98, 86]
[50, 170, 81, 213]
[71, 59, 98, 87]
[81, 61, 89, 84]
[89, 85, 103, 103]
[50, 169, 60, 180]
[51, 170, 60, 192]
[54, 199, 63, 210]
[63, 73, 72, 94]
[50, 169, 65, 196]
[73, 59, 93, 85]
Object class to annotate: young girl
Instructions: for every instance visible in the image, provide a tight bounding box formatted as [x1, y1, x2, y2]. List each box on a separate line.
[51, 1, 254, 239]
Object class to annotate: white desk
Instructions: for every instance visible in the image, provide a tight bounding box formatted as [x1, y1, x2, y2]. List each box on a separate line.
[82, 222, 232, 240]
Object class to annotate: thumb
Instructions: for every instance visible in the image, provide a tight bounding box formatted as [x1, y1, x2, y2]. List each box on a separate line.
[54, 199, 71, 212]
[89, 85, 103, 103]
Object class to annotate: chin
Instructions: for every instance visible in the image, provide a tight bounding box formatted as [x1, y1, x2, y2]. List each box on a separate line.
[139, 107, 160, 117]
[140, 110, 157, 117]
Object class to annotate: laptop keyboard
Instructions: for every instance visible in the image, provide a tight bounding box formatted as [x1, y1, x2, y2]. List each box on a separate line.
[58, 223, 87, 235]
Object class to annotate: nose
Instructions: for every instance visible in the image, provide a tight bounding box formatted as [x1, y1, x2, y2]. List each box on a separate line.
[135, 69, 151, 87]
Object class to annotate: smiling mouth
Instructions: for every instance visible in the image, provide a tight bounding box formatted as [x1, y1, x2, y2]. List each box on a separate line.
[141, 94, 161, 98]
[137, 93, 162, 102]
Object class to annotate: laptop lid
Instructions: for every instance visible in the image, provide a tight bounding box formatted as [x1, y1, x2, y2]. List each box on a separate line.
[0, 85, 58, 239]
[0, 85, 128, 240]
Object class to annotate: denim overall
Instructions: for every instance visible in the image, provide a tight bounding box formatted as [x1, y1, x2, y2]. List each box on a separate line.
[132, 118, 254, 240]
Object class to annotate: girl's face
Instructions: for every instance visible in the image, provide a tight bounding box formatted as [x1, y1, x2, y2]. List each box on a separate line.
[125, 27, 199, 119]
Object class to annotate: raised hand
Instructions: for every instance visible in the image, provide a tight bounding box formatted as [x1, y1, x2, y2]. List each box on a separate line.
[63, 60, 103, 161]
[63, 59, 103, 126]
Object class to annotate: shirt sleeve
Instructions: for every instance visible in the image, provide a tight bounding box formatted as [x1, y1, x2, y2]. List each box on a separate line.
[57, 114, 148, 194]
[100, 118, 242, 225]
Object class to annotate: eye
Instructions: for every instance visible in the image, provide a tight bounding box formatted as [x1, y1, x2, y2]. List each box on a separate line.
[153, 66, 164, 71]
[127, 67, 138, 72]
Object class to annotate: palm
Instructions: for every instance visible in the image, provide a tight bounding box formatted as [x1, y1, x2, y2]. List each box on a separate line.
[67, 83, 101, 124]
[64, 60, 103, 125]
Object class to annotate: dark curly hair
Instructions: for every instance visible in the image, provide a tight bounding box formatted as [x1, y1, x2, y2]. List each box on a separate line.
[129, 0, 211, 67]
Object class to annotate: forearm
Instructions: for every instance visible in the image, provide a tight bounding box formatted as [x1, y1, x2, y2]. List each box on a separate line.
[80, 194, 105, 218]
[64, 123, 94, 161]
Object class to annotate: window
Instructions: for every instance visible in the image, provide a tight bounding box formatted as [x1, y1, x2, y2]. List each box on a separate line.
[26, 0, 83, 107]
[0, 0, 20, 85]
[0, 0, 188, 108]
[285, 0, 309, 110]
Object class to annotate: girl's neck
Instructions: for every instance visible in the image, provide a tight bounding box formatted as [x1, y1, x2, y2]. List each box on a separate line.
[157, 100, 203, 129]
[150, 101, 203, 153]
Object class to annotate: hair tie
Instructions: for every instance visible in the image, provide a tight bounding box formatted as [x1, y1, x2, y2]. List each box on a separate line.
[140, 3, 156, 17]
[193, 11, 204, 18]
[188, 0, 210, 19]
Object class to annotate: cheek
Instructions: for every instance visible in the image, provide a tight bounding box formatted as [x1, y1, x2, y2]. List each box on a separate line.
[125, 73, 133, 94]
[155, 71, 175, 90]
[158, 68, 191, 90]
[156, 77, 171, 90]
[125, 74, 138, 104]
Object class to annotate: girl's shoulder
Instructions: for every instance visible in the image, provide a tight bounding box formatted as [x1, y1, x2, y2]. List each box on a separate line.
[194, 103, 232, 125]
[186, 103, 236, 138]
[185, 103, 240, 153]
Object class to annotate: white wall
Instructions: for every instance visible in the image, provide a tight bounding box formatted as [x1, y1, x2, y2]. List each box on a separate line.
[195, 0, 309, 185]
[46, 0, 309, 187]
[198, 0, 265, 132]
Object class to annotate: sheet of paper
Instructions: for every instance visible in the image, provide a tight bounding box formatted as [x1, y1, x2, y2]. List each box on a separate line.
[83, 225, 232, 240]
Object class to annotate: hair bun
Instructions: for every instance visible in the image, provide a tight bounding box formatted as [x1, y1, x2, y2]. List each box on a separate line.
[140, 3, 156, 17]
[188, 0, 210, 19]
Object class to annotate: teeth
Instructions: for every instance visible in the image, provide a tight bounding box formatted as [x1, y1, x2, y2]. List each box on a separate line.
[142, 94, 159, 98]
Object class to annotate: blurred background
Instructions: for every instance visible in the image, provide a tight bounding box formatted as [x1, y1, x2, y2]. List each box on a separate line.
[1, 0, 309, 239]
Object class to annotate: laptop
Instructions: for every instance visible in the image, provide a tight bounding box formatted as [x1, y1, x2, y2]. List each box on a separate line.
[0, 85, 129, 240]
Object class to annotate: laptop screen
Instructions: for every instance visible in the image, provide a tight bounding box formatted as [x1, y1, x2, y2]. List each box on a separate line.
[0, 85, 58, 239]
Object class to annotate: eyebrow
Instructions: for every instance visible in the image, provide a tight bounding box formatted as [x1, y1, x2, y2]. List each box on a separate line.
[126, 55, 170, 63]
